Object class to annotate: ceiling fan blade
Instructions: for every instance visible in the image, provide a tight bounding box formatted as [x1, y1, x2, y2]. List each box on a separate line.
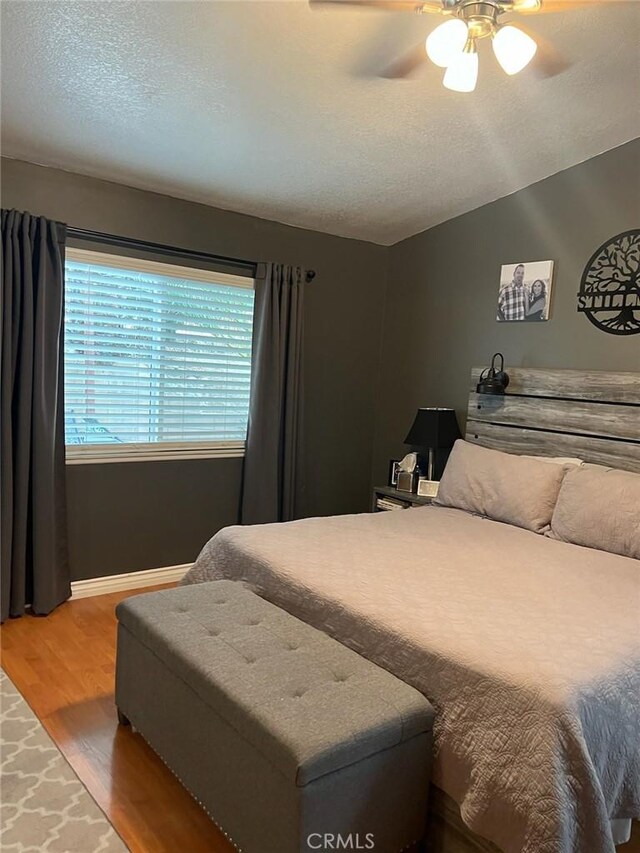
[309, 0, 443, 12]
[514, 0, 631, 13]
[509, 21, 573, 76]
[380, 43, 428, 77]
[350, 14, 429, 78]
[530, 33, 572, 76]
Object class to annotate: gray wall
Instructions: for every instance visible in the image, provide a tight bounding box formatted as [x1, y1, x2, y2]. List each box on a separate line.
[1, 157, 388, 580]
[372, 138, 640, 486]
[3, 140, 638, 580]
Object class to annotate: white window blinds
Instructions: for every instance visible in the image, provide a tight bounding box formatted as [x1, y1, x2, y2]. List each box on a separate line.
[64, 248, 255, 462]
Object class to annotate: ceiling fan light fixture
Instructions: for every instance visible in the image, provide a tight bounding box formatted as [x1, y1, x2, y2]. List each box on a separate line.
[492, 24, 538, 75]
[426, 18, 468, 68]
[511, 0, 542, 10]
[443, 38, 478, 93]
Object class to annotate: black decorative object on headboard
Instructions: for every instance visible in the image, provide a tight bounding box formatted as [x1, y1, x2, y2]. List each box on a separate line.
[578, 229, 640, 336]
[476, 353, 510, 395]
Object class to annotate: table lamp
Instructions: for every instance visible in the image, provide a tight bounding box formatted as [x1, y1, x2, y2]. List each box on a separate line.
[404, 407, 461, 495]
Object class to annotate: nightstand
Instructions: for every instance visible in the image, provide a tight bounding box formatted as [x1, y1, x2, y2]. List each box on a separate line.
[372, 485, 434, 512]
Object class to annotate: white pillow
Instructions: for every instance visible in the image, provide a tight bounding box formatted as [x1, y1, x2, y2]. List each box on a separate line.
[547, 464, 640, 559]
[522, 455, 584, 466]
[434, 440, 570, 534]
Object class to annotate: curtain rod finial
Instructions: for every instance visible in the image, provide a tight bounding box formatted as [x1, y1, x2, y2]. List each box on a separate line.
[305, 270, 316, 283]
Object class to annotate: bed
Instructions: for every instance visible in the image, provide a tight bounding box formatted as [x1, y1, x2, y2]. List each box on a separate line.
[183, 368, 640, 853]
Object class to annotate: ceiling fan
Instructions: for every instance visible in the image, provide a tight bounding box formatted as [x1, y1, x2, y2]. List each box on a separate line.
[309, 0, 626, 92]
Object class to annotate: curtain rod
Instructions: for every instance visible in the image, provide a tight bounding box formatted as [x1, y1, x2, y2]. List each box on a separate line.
[65, 226, 316, 282]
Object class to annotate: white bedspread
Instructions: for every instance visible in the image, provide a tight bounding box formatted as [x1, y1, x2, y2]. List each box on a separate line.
[184, 506, 640, 853]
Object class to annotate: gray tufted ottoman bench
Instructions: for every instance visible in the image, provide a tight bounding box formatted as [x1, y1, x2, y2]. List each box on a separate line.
[115, 580, 434, 853]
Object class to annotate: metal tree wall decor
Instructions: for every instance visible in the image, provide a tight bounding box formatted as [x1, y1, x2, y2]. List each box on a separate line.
[578, 229, 640, 335]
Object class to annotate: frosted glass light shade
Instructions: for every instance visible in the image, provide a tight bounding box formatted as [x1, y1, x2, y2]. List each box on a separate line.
[443, 48, 478, 92]
[512, 0, 541, 10]
[426, 19, 468, 68]
[492, 25, 537, 75]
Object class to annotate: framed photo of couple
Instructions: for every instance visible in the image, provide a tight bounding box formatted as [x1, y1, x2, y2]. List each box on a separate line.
[497, 260, 554, 322]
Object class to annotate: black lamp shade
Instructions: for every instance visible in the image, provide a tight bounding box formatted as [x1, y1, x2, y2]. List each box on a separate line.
[404, 408, 461, 449]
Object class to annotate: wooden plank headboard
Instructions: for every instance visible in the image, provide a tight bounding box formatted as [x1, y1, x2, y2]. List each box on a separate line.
[466, 367, 640, 473]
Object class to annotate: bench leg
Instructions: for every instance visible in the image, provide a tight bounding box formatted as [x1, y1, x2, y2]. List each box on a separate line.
[117, 707, 131, 727]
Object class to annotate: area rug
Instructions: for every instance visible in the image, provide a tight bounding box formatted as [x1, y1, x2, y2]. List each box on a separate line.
[1, 669, 128, 852]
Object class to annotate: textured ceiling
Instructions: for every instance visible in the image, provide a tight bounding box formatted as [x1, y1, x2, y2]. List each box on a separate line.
[1, 0, 639, 245]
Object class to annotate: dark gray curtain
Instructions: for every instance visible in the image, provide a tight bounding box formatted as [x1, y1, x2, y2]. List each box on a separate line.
[1, 210, 70, 621]
[241, 263, 305, 525]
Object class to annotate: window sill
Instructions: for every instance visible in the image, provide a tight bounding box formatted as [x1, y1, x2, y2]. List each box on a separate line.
[65, 442, 246, 465]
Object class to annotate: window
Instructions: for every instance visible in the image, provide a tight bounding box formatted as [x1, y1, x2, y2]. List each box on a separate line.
[64, 248, 255, 463]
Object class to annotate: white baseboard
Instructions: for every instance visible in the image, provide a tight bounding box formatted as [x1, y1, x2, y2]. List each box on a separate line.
[70, 564, 191, 600]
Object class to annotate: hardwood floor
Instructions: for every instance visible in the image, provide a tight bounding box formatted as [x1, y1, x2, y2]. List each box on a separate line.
[0, 586, 233, 853]
[1, 586, 639, 853]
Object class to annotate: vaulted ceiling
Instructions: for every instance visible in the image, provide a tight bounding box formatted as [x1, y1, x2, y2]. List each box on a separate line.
[2, 0, 639, 244]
